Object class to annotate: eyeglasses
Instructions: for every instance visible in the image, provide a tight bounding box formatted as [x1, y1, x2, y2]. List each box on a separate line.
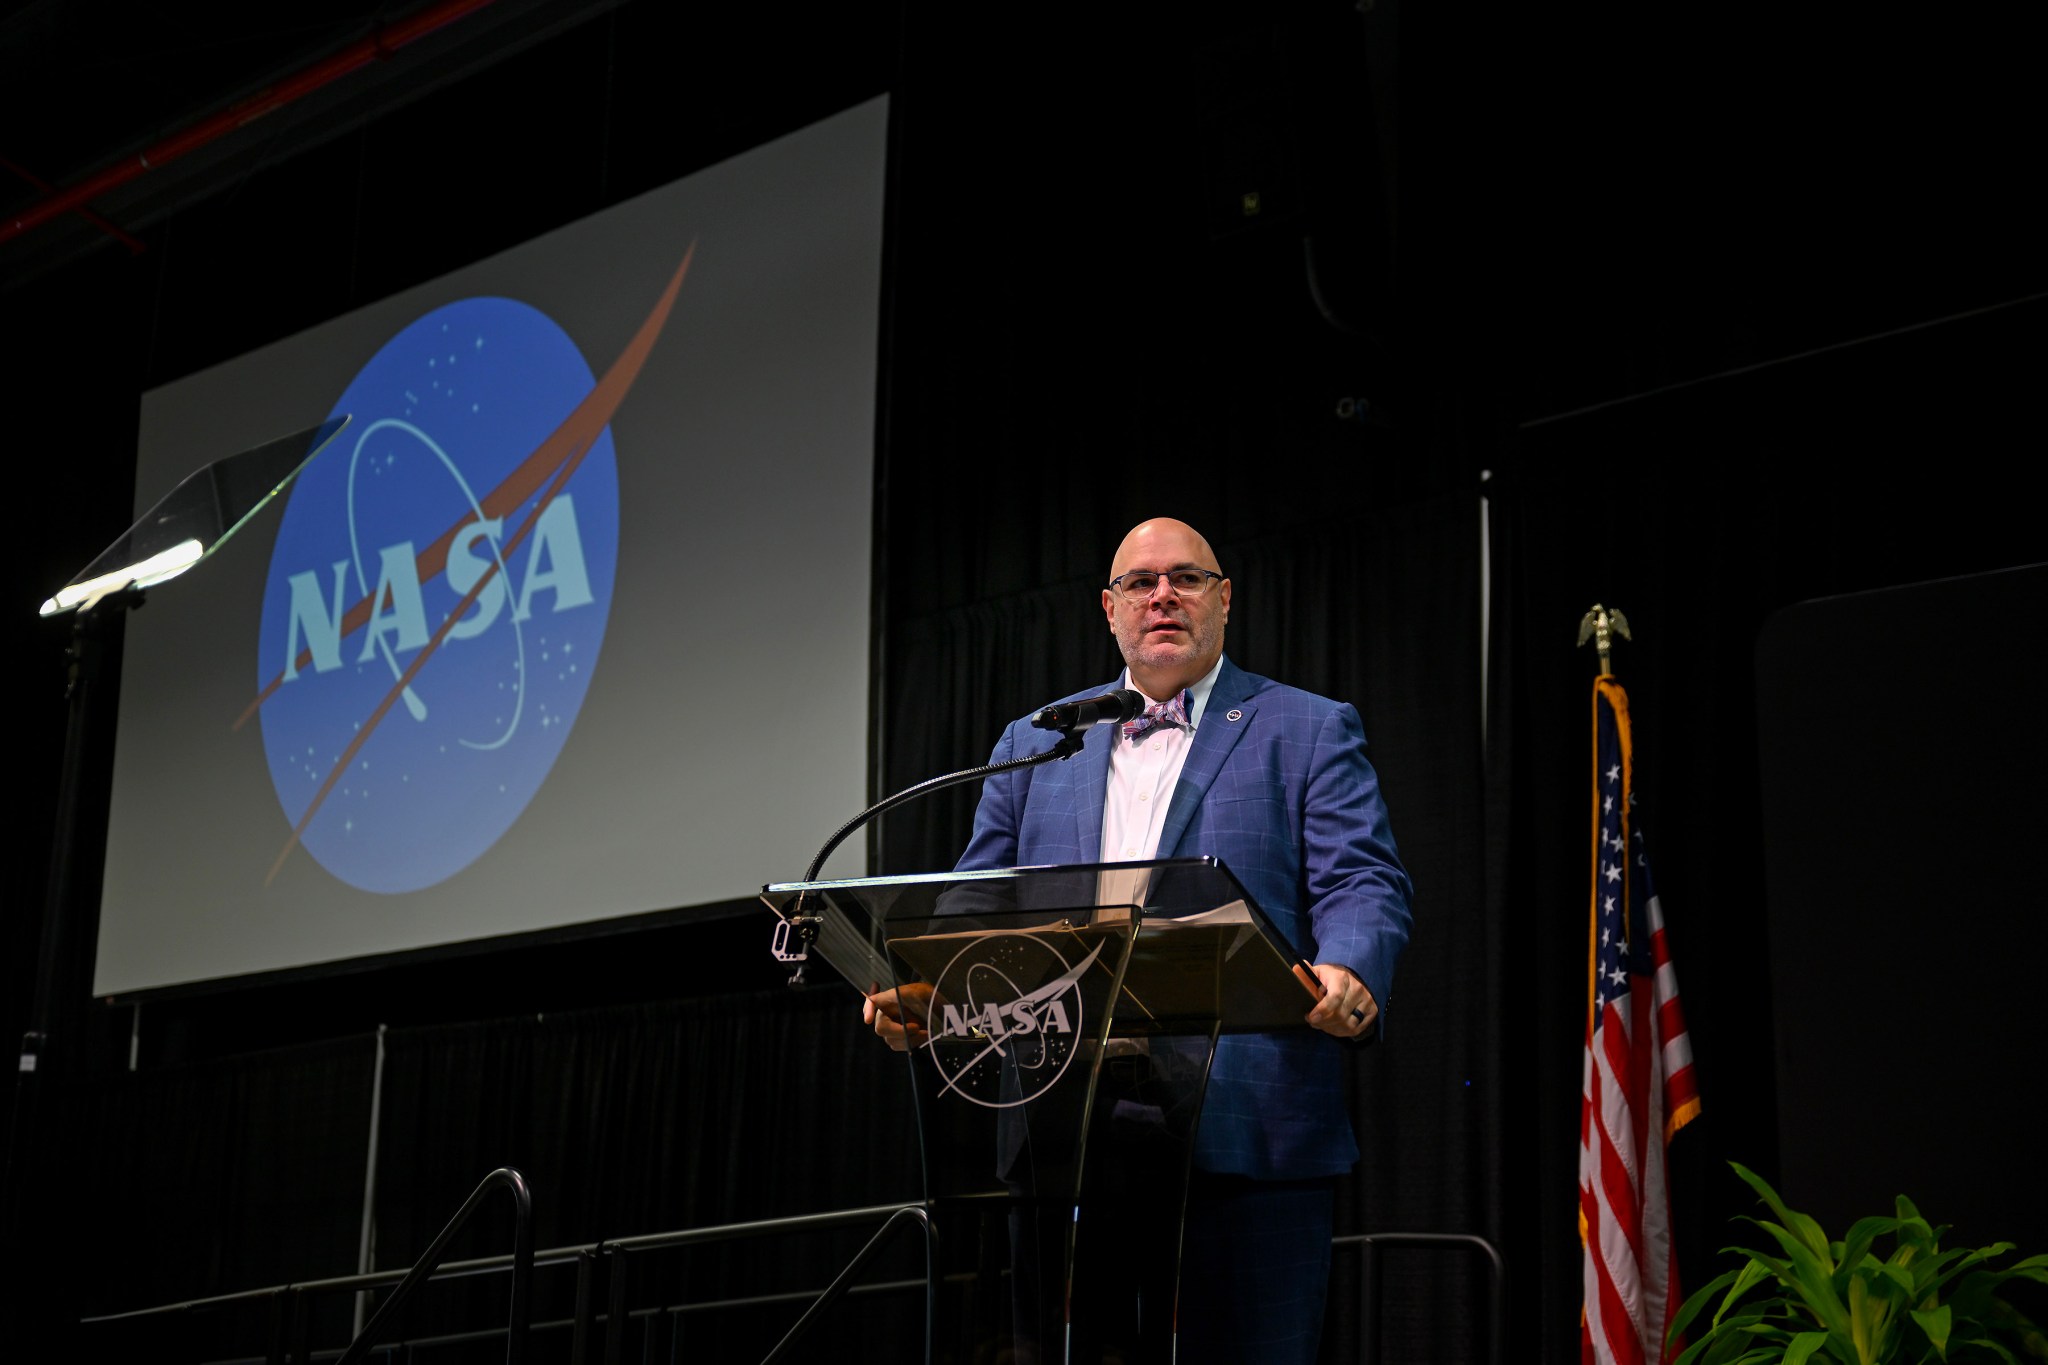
[1106, 568, 1224, 603]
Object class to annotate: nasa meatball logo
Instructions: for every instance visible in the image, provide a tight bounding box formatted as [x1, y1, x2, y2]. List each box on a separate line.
[925, 933, 1101, 1109]
[248, 285, 663, 894]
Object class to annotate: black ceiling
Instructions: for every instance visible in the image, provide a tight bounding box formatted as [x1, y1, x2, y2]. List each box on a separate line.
[2, 0, 2043, 420]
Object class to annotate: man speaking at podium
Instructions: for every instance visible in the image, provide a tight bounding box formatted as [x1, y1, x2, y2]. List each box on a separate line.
[866, 517, 1413, 1363]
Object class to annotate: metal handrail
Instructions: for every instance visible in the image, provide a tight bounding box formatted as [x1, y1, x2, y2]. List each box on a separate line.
[80, 1196, 934, 1363]
[80, 1199, 929, 1323]
[570, 1201, 941, 1365]
[336, 1166, 533, 1365]
[78, 1199, 933, 1326]
[759, 1204, 937, 1365]
[1335, 1230, 1507, 1365]
[84, 1199, 1498, 1365]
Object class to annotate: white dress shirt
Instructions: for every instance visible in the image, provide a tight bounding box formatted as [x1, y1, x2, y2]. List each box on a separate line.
[1098, 659, 1223, 901]
[1095, 661, 1224, 1054]
[1105, 654, 1212, 859]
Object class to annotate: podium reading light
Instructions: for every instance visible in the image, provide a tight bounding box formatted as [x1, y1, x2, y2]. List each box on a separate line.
[39, 540, 205, 616]
[38, 415, 352, 616]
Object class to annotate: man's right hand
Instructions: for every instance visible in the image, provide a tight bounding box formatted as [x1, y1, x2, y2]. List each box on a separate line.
[862, 983, 935, 1051]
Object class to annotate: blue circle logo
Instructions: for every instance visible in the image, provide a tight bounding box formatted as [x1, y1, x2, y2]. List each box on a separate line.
[256, 297, 621, 892]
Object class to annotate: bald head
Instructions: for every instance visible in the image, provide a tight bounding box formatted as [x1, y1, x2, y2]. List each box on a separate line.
[1101, 518, 1231, 699]
[1107, 518, 1222, 584]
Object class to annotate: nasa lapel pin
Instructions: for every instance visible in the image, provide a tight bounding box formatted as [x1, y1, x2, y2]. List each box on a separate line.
[1226, 709, 1243, 722]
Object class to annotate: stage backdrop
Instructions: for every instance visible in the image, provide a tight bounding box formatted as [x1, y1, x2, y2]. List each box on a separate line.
[93, 95, 888, 998]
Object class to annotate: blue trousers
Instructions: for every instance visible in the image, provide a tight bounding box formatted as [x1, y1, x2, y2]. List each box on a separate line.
[1005, 1169, 1336, 1364]
[1177, 1171, 1337, 1365]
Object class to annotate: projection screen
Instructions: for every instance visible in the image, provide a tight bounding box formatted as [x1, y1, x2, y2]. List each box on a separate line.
[93, 96, 888, 997]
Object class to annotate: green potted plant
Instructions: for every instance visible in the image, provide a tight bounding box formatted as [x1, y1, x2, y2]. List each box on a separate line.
[1670, 1162, 2048, 1364]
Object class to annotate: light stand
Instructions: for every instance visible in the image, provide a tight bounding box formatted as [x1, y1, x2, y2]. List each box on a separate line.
[1, 416, 350, 1337]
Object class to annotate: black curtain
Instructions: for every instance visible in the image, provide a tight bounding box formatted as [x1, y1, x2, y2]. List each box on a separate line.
[65, 1035, 376, 1352]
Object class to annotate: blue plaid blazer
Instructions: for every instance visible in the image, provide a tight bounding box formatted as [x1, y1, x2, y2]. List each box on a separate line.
[955, 657, 1413, 1180]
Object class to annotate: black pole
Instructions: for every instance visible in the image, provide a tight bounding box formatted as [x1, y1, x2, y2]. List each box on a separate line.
[2, 596, 128, 1347]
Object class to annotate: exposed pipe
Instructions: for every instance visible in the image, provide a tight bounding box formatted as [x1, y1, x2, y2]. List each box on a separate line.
[0, 0, 502, 247]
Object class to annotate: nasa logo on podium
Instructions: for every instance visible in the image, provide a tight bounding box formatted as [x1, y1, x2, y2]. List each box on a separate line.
[924, 932, 1102, 1109]
[254, 296, 623, 893]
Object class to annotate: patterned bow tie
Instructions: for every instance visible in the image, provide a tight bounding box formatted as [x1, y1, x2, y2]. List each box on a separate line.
[1122, 690, 1192, 743]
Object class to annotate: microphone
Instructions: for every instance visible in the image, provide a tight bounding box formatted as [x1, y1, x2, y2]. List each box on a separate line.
[1030, 689, 1144, 731]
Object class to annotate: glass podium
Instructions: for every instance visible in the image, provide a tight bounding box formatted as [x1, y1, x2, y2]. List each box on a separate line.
[762, 857, 1323, 1364]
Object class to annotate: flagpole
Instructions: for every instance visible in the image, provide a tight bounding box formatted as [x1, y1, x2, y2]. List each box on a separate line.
[1576, 607, 1700, 1365]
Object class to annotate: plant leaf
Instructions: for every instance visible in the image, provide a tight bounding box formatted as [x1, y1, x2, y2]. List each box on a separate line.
[1866, 1258, 1915, 1300]
[1724, 1235, 1795, 1285]
[1793, 1212, 1837, 1270]
[1749, 1219, 1854, 1338]
[1689, 1314, 1769, 1365]
[1838, 1216, 1902, 1278]
[1911, 1303, 1953, 1360]
[1716, 1261, 1776, 1328]
[1783, 1330, 1833, 1365]
[1733, 1163, 1831, 1259]
[1918, 1252, 2005, 1310]
[1670, 1329, 1720, 1365]
[1670, 1268, 1743, 1345]
[1850, 1273, 1875, 1362]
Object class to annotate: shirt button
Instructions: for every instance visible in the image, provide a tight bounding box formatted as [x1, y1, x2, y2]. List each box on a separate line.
[1137, 792, 1148, 802]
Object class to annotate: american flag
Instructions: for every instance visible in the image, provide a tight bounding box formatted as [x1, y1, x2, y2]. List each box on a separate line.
[1580, 676, 1701, 1365]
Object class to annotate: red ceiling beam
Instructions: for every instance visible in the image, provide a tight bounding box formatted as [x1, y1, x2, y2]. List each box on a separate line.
[0, 154, 147, 253]
[0, 0, 502, 247]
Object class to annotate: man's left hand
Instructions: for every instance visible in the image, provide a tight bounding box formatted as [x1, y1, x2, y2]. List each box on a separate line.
[1305, 962, 1378, 1039]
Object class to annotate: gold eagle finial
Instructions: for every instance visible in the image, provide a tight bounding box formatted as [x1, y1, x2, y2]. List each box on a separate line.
[1577, 604, 1632, 675]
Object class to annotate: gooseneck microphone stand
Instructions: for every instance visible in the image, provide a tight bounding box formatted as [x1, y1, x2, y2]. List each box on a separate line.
[770, 691, 1143, 983]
